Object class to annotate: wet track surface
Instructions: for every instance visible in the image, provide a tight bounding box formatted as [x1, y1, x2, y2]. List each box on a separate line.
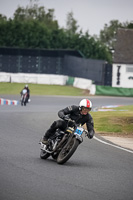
[0, 95, 133, 200]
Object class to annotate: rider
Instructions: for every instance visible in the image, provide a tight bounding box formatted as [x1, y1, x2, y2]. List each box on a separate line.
[42, 99, 95, 144]
[20, 85, 30, 102]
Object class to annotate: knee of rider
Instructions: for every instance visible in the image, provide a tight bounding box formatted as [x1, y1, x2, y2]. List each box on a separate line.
[58, 120, 67, 131]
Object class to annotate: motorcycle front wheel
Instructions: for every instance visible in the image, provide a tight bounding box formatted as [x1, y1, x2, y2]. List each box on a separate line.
[40, 150, 50, 159]
[57, 137, 79, 164]
[24, 98, 27, 106]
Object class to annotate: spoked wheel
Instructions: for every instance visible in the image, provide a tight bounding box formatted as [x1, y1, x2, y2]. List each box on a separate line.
[57, 137, 79, 164]
[40, 150, 50, 159]
[21, 99, 24, 106]
[24, 98, 27, 106]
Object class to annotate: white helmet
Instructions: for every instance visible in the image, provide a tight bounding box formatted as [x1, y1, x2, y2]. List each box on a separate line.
[25, 85, 28, 88]
[79, 99, 92, 110]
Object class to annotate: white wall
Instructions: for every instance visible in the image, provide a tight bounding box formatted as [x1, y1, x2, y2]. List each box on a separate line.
[112, 64, 133, 88]
[10, 73, 68, 85]
[73, 77, 96, 95]
[0, 72, 11, 82]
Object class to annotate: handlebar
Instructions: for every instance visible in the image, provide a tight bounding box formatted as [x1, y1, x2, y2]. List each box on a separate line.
[64, 117, 88, 135]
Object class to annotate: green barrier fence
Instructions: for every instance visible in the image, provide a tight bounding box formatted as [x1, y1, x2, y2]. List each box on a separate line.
[96, 85, 133, 97]
[66, 76, 75, 85]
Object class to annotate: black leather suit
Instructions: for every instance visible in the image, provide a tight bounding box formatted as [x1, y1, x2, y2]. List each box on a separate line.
[44, 105, 95, 139]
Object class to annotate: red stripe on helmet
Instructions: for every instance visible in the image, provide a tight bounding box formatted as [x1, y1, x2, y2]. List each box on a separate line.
[86, 99, 90, 108]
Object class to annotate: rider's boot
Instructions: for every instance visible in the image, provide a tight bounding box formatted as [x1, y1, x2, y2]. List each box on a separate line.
[42, 136, 49, 145]
[41, 130, 51, 145]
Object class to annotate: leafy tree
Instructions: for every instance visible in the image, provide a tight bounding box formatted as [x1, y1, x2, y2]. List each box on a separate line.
[13, 2, 59, 30]
[0, 1, 116, 62]
[127, 22, 133, 29]
[50, 28, 69, 48]
[0, 14, 7, 22]
[66, 11, 79, 35]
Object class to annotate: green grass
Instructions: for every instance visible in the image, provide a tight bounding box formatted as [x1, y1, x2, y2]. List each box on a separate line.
[91, 105, 133, 136]
[0, 82, 89, 96]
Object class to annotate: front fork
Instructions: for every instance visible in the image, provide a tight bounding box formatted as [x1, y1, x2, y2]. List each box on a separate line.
[53, 134, 68, 152]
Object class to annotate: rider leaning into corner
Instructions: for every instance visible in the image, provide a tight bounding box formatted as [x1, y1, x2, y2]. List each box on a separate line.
[42, 99, 95, 145]
[20, 84, 30, 102]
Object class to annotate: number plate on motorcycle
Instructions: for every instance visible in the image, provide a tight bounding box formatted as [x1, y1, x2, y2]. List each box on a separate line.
[74, 127, 84, 135]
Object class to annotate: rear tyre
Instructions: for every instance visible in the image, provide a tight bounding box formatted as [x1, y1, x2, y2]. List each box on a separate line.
[57, 137, 79, 164]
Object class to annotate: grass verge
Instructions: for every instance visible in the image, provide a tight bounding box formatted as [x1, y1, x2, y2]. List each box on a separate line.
[0, 82, 90, 96]
[91, 105, 133, 137]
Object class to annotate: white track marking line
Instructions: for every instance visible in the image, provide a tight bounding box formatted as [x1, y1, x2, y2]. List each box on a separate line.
[94, 136, 133, 154]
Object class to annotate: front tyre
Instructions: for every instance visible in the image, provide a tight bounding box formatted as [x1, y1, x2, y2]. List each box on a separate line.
[24, 98, 27, 106]
[40, 150, 50, 159]
[57, 137, 79, 164]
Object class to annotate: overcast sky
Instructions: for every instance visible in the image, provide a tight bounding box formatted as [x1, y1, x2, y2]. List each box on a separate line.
[0, 0, 133, 36]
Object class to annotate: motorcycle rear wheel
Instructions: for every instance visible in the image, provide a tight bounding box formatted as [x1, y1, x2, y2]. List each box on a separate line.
[40, 150, 50, 159]
[57, 137, 79, 164]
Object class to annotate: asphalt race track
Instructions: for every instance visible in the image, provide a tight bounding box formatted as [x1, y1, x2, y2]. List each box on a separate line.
[0, 95, 133, 200]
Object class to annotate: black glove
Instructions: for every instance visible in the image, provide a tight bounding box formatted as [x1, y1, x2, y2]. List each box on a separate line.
[87, 130, 95, 139]
[68, 120, 75, 127]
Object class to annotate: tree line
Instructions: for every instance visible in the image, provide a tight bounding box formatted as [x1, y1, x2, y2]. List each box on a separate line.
[0, 0, 133, 63]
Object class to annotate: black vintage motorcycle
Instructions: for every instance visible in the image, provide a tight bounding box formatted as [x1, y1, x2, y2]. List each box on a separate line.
[39, 120, 88, 164]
